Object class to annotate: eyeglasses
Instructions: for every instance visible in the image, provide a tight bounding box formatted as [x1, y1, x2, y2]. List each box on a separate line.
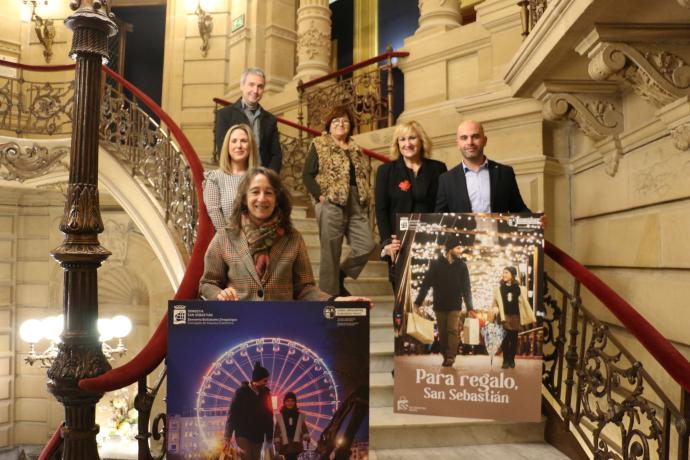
[331, 118, 350, 126]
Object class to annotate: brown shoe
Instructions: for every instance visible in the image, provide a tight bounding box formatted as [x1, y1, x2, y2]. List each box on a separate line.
[442, 359, 454, 367]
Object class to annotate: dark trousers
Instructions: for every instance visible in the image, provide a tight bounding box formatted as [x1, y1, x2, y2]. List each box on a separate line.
[315, 186, 375, 295]
[237, 437, 261, 460]
[435, 310, 461, 361]
[502, 330, 518, 364]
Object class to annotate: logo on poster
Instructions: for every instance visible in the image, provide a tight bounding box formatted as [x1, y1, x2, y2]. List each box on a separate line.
[323, 306, 336, 319]
[173, 305, 187, 325]
[396, 396, 409, 411]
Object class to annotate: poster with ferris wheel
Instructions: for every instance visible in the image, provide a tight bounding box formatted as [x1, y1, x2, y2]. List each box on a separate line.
[393, 213, 544, 422]
[166, 300, 369, 460]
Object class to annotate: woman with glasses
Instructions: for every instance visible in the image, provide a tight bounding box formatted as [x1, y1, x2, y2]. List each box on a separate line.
[303, 106, 375, 296]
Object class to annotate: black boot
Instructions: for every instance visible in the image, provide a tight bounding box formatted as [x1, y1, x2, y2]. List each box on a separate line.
[338, 270, 351, 296]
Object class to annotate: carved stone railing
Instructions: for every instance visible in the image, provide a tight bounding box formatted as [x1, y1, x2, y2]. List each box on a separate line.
[542, 242, 690, 460]
[0, 60, 197, 256]
[518, 0, 548, 38]
[297, 48, 409, 134]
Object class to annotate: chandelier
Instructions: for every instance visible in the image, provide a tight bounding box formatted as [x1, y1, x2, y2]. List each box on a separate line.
[19, 314, 132, 367]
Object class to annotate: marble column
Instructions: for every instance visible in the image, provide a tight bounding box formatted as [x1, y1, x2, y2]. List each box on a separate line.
[295, 0, 332, 81]
[416, 0, 462, 34]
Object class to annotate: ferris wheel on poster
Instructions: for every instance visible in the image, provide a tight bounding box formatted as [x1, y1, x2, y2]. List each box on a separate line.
[195, 337, 340, 447]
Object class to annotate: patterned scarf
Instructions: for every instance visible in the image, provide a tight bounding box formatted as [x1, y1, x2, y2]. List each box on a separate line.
[242, 213, 284, 279]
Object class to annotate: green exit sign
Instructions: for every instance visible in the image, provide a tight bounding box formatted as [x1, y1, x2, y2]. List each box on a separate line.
[232, 14, 245, 32]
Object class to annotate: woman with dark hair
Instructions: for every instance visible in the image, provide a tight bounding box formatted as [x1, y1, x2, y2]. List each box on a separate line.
[492, 267, 536, 369]
[204, 123, 258, 231]
[303, 106, 375, 296]
[199, 167, 371, 304]
[375, 120, 447, 286]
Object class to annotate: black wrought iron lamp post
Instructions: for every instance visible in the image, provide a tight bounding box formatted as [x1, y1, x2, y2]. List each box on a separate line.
[47, 1, 117, 458]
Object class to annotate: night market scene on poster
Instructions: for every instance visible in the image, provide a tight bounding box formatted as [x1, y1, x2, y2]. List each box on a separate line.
[166, 300, 369, 460]
[393, 213, 544, 422]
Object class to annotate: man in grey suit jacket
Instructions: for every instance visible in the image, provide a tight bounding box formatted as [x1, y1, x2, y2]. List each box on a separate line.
[215, 68, 283, 172]
[435, 120, 530, 213]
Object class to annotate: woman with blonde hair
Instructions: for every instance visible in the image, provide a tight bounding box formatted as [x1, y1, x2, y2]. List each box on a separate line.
[204, 123, 258, 231]
[374, 120, 447, 285]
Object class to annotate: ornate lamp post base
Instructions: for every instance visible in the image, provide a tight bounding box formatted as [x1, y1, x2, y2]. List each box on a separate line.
[48, 1, 117, 458]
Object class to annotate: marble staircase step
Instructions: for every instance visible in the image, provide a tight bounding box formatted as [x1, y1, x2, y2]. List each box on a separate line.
[370, 371, 394, 408]
[311, 260, 390, 279]
[343, 277, 392, 297]
[370, 443, 570, 459]
[293, 217, 318, 233]
[370, 341, 394, 372]
[369, 406, 546, 450]
[371, 316, 393, 343]
[292, 205, 308, 219]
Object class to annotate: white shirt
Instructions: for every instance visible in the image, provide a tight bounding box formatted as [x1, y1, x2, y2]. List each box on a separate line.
[462, 159, 491, 213]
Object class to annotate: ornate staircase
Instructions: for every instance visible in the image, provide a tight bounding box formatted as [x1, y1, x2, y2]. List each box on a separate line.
[2, 59, 688, 460]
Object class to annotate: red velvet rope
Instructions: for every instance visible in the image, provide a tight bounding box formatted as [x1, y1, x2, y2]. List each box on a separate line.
[545, 241, 690, 392]
[0, 58, 76, 72]
[37, 422, 63, 460]
[213, 98, 392, 163]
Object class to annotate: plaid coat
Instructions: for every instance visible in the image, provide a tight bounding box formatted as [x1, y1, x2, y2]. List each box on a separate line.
[199, 227, 330, 301]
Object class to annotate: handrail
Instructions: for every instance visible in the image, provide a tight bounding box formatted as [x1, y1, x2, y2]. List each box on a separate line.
[545, 240, 690, 393]
[77, 68, 215, 392]
[0, 59, 76, 72]
[297, 49, 409, 90]
[213, 97, 391, 163]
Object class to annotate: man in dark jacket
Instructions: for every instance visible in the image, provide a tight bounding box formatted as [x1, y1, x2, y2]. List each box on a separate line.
[215, 67, 282, 172]
[435, 120, 530, 213]
[224, 362, 274, 460]
[414, 234, 473, 367]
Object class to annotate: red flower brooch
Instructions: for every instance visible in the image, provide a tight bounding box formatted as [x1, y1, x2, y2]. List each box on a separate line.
[398, 180, 411, 191]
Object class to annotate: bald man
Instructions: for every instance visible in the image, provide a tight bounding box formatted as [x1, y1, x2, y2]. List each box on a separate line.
[435, 120, 530, 213]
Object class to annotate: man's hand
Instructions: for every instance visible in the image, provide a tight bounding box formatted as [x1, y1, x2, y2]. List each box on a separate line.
[217, 287, 239, 301]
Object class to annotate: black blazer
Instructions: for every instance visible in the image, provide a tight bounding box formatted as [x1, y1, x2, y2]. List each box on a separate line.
[215, 99, 283, 172]
[375, 157, 447, 245]
[435, 159, 530, 213]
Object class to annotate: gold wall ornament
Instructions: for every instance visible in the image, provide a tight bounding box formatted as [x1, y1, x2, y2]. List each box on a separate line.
[0, 141, 69, 181]
[22, 0, 56, 63]
[196, 1, 213, 57]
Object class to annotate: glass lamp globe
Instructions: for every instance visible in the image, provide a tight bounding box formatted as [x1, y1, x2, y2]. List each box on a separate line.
[19, 319, 43, 344]
[111, 315, 132, 338]
[41, 315, 63, 343]
[97, 318, 114, 342]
